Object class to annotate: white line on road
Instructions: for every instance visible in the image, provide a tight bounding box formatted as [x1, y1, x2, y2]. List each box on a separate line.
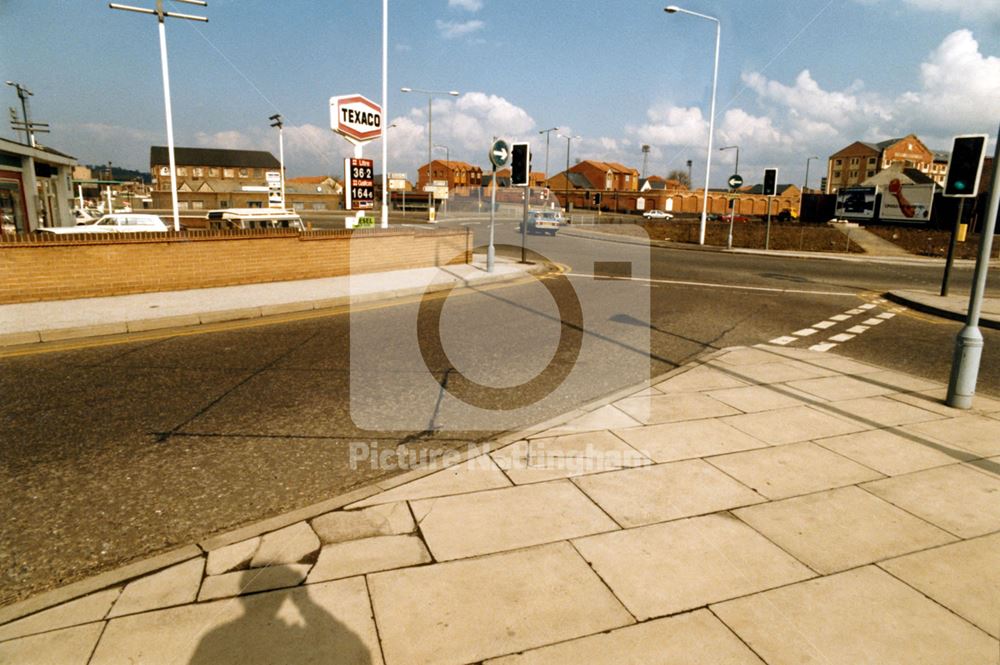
[878, 312, 897, 319]
[829, 333, 856, 342]
[564, 273, 856, 297]
[813, 321, 837, 329]
[793, 328, 818, 336]
[846, 325, 869, 334]
[863, 318, 884, 326]
[809, 342, 838, 352]
[770, 336, 798, 345]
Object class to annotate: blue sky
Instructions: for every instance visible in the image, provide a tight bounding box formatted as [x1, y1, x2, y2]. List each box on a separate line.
[2, 0, 998, 188]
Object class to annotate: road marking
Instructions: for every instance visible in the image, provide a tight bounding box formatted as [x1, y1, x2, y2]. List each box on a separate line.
[793, 328, 818, 337]
[564, 273, 856, 297]
[846, 325, 869, 334]
[769, 336, 798, 345]
[863, 318, 884, 326]
[859, 303, 877, 310]
[829, 333, 856, 342]
[830, 314, 852, 321]
[878, 312, 896, 319]
[809, 342, 838, 352]
[845, 308, 865, 314]
[813, 321, 836, 329]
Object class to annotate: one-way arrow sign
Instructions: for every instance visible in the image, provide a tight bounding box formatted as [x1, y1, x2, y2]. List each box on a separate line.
[490, 139, 510, 169]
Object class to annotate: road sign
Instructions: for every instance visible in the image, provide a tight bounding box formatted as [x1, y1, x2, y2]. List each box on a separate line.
[728, 174, 743, 189]
[266, 170, 283, 209]
[330, 95, 383, 145]
[490, 139, 510, 169]
[355, 215, 376, 228]
[344, 157, 375, 210]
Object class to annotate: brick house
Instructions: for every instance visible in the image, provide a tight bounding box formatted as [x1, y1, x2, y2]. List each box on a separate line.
[826, 134, 944, 193]
[568, 160, 639, 192]
[416, 160, 483, 190]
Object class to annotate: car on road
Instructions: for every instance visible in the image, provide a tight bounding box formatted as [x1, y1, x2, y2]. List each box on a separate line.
[642, 209, 673, 220]
[518, 209, 563, 235]
[205, 208, 304, 231]
[38, 214, 169, 234]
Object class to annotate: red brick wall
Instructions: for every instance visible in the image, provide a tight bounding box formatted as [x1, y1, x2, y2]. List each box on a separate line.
[0, 228, 470, 304]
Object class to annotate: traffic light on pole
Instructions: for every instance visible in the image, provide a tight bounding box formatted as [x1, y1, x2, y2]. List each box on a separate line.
[510, 142, 529, 186]
[762, 168, 778, 196]
[943, 134, 987, 197]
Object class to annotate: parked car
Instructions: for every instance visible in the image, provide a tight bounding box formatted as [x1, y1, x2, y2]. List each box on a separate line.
[642, 209, 673, 220]
[518, 209, 563, 236]
[205, 208, 304, 231]
[38, 213, 169, 234]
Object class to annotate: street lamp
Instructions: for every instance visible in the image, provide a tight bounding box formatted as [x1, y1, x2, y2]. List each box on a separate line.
[558, 133, 581, 212]
[401, 87, 459, 220]
[109, 0, 209, 233]
[538, 127, 561, 181]
[801, 155, 818, 219]
[719, 145, 739, 179]
[665, 5, 720, 245]
[269, 114, 285, 209]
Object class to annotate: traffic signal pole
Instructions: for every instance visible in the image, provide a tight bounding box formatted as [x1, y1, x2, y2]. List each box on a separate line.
[946, 127, 1000, 409]
[940, 198, 965, 296]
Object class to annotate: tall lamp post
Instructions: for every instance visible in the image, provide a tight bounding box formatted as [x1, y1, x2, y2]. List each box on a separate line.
[559, 133, 581, 214]
[802, 155, 818, 218]
[665, 5, 719, 245]
[109, 0, 208, 233]
[269, 114, 285, 209]
[538, 127, 561, 181]
[719, 145, 739, 177]
[400, 87, 459, 221]
[720, 145, 739, 248]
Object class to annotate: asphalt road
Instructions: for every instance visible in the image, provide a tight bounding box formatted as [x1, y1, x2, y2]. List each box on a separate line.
[1, 220, 998, 606]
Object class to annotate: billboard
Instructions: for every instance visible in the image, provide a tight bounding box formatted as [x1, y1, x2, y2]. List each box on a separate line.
[879, 181, 935, 222]
[834, 186, 877, 220]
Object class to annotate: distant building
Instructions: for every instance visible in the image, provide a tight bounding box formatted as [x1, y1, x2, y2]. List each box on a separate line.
[569, 160, 639, 192]
[1, 137, 76, 231]
[416, 160, 483, 190]
[640, 175, 686, 192]
[826, 134, 946, 193]
[149, 146, 341, 211]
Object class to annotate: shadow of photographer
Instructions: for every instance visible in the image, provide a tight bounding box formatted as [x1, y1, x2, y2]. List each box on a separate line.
[189, 566, 373, 664]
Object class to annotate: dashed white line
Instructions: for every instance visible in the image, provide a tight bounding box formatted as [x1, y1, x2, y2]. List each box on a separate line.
[830, 314, 852, 321]
[813, 321, 837, 329]
[769, 335, 798, 345]
[809, 342, 838, 352]
[829, 333, 856, 342]
[846, 325, 869, 334]
[793, 328, 818, 337]
[878, 312, 896, 320]
[859, 303, 877, 310]
[863, 318, 884, 326]
[845, 308, 865, 315]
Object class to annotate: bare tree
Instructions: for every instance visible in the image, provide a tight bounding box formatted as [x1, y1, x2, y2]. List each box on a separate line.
[667, 169, 691, 189]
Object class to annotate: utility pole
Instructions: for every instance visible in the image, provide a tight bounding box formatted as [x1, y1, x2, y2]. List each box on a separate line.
[6, 82, 49, 147]
[109, 0, 209, 233]
[538, 127, 560, 181]
[269, 114, 286, 208]
[641, 144, 650, 180]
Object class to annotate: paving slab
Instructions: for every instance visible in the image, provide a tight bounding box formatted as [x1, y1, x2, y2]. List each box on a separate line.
[0, 587, 118, 642]
[902, 414, 1000, 457]
[349, 455, 511, 508]
[612, 417, 770, 463]
[572, 459, 764, 528]
[733, 486, 955, 574]
[249, 521, 321, 568]
[708, 442, 883, 500]
[485, 609, 765, 664]
[890, 388, 1000, 416]
[573, 513, 813, 620]
[91, 577, 383, 665]
[862, 464, 1000, 538]
[787, 375, 898, 401]
[816, 395, 945, 427]
[311, 501, 414, 544]
[532, 404, 642, 436]
[411, 480, 618, 561]
[489, 431, 650, 484]
[712, 565, 997, 665]
[861, 369, 944, 393]
[708, 360, 835, 385]
[879, 532, 1000, 638]
[306, 535, 431, 583]
[815, 428, 974, 476]
[0, 623, 105, 665]
[205, 537, 260, 576]
[721, 405, 868, 445]
[713, 348, 791, 366]
[613, 393, 739, 425]
[107, 557, 204, 618]
[368, 542, 633, 665]
[652, 365, 749, 393]
[706, 384, 810, 412]
[197, 564, 311, 602]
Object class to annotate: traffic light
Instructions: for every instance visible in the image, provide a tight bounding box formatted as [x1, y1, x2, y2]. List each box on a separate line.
[944, 134, 987, 197]
[762, 168, 778, 196]
[510, 142, 529, 187]
[593, 192, 602, 205]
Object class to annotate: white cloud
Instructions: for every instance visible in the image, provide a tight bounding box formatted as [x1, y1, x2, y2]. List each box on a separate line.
[629, 105, 708, 147]
[741, 70, 891, 128]
[448, 0, 484, 11]
[903, 0, 1000, 21]
[436, 19, 485, 39]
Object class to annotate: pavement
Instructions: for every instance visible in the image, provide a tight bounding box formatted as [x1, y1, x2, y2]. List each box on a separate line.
[0, 343, 998, 663]
[0, 256, 546, 348]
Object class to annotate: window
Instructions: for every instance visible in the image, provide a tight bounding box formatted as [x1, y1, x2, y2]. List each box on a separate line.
[293, 202, 305, 210]
[239, 168, 249, 178]
[868, 157, 876, 165]
[177, 167, 187, 176]
[849, 158, 859, 166]
[223, 168, 234, 178]
[867, 170, 875, 177]
[834, 159, 842, 166]
[159, 166, 170, 176]
[311, 203, 326, 210]
[191, 200, 204, 209]
[208, 168, 218, 177]
[849, 170, 858, 179]
[833, 170, 842, 179]
[247, 200, 262, 208]
[219, 200, 229, 208]
[193, 167, 203, 178]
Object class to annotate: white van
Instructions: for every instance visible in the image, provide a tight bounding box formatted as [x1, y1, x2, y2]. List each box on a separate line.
[205, 208, 304, 231]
